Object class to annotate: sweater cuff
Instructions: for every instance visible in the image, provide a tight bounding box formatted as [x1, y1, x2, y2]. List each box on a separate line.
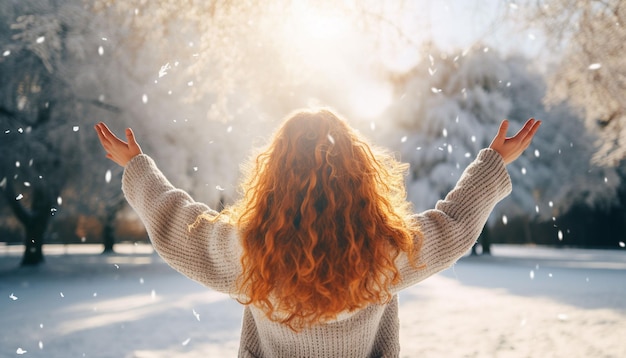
[122, 154, 156, 195]
[476, 148, 512, 199]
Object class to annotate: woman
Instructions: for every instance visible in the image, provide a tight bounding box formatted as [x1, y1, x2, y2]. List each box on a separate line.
[95, 108, 540, 357]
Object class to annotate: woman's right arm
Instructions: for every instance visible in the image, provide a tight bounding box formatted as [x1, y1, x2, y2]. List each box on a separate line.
[95, 123, 241, 294]
[121, 154, 242, 294]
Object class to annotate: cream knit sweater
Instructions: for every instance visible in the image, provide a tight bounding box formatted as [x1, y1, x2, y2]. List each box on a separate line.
[121, 148, 512, 358]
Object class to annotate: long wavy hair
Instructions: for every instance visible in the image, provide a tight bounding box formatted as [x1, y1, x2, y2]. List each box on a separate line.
[224, 108, 423, 330]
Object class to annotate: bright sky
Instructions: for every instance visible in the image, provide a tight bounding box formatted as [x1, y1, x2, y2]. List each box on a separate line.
[278, 0, 545, 118]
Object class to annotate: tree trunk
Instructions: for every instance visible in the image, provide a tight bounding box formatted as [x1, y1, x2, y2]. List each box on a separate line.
[102, 199, 125, 254]
[19, 186, 55, 265]
[470, 242, 479, 256]
[21, 221, 47, 265]
[480, 225, 492, 255]
[2, 182, 55, 266]
[102, 222, 115, 253]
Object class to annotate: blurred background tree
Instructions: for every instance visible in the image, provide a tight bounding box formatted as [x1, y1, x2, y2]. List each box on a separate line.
[509, 0, 626, 166]
[380, 44, 619, 253]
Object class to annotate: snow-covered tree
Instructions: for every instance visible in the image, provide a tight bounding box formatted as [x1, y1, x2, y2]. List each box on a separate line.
[0, 0, 134, 263]
[381, 44, 619, 246]
[509, 0, 626, 166]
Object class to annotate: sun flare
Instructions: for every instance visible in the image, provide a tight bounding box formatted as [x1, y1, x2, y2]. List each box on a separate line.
[276, 3, 393, 118]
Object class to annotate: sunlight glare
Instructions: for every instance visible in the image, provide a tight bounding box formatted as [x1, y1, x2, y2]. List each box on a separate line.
[348, 81, 393, 119]
[287, 4, 349, 42]
[279, 3, 353, 72]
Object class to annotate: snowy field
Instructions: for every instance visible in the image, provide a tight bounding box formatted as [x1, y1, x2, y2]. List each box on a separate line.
[1, 243, 625, 358]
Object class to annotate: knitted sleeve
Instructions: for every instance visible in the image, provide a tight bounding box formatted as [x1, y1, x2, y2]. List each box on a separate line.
[393, 148, 512, 292]
[121, 154, 241, 295]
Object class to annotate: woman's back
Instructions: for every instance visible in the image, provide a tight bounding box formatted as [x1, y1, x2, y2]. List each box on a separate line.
[230, 109, 420, 330]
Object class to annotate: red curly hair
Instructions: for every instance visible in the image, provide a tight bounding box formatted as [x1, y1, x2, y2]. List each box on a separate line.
[226, 108, 423, 330]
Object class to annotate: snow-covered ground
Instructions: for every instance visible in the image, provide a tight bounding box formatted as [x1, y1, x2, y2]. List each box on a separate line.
[1, 243, 625, 358]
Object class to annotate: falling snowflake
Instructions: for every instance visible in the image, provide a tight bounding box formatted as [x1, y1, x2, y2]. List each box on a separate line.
[98, 46, 104, 56]
[558, 230, 563, 241]
[73, 126, 79, 132]
[192, 309, 200, 321]
[502, 215, 508, 225]
[400, 136, 407, 143]
[619, 242, 625, 248]
[16, 194, 24, 200]
[142, 94, 148, 104]
[529, 270, 534, 280]
[9, 293, 18, 300]
[16, 348, 27, 355]
[182, 338, 191, 346]
[534, 149, 540, 157]
[36, 36, 45, 44]
[588, 63, 602, 70]
[105, 169, 112, 183]
[159, 63, 171, 78]
[2, 50, 10, 56]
